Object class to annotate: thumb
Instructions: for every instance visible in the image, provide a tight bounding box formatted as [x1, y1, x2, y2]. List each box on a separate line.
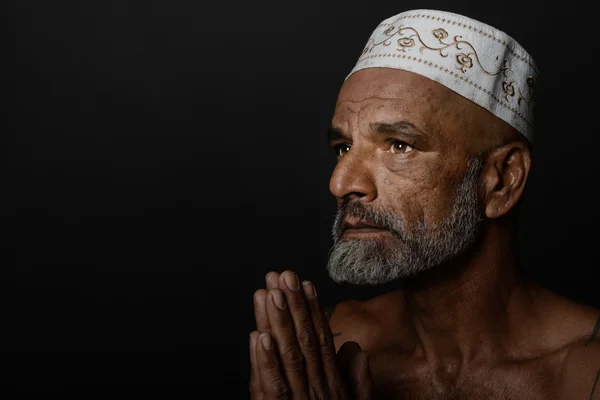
[350, 351, 374, 400]
[337, 342, 375, 400]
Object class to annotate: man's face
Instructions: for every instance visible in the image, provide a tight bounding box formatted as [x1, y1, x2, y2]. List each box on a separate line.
[327, 68, 493, 284]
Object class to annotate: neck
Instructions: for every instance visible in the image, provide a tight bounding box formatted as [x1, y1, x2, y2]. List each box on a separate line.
[401, 220, 528, 363]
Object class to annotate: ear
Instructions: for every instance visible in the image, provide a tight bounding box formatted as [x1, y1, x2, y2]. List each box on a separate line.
[481, 142, 531, 219]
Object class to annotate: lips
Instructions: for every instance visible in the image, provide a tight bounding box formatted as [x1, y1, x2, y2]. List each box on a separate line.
[341, 218, 388, 233]
[344, 220, 380, 230]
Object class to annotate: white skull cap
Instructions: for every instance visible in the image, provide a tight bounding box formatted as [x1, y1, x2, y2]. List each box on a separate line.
[348, 9, 538, 141]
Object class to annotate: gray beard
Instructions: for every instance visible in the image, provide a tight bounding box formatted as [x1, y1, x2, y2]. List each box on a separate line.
[327, 155, 484, 285]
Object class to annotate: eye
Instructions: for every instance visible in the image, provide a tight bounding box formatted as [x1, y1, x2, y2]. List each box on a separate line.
[333, 143, 351, 158]
[389, 140, 414, 154]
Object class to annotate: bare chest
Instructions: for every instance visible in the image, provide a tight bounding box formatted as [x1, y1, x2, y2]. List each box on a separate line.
[368, 351, 562, 400]
[332, 324, 562, 399]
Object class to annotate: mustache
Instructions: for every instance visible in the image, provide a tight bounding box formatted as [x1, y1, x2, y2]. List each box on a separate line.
[332, 201, 404, 240]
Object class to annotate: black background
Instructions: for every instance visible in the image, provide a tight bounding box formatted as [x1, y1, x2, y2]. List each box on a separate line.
[3, 0, 599, 395]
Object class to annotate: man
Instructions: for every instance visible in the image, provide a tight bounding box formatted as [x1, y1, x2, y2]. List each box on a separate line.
[250, 9, 600, 399]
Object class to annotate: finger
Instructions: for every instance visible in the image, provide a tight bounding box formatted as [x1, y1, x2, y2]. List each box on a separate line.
[254, 289, 271, 332]
[336, 341, 362, 381]
[266, 288, 310, 398]
[254, 272, 282, 333]
[250, 331, 265, 400]
[256, 332, 290, 400]
[348, 351, 374, 400]
[266, 271, 280, 290]
[303, 280, 349, 398]
[277, 272, 329, 397]
[337, 343, 375, 400]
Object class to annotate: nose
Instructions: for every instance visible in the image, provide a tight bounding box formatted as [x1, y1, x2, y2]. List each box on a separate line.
[329, 150, 377, 203]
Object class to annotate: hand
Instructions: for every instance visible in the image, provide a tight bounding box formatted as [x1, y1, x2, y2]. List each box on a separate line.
[250, 270, 374, 399]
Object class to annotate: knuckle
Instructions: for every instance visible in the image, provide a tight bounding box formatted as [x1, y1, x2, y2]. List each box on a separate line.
[310, 385, 329, 400]
[318, 335, 335, 358]
[265, 378, 289, 399]
[285, 295, 304, 310]
[327, 384, 348, 400]
[281, 345, 305, 368]
[257, 349, 280, 371]
[296, 325, 317, 348]
[264, 355, 279, 370]
[249, 382, 262, 397]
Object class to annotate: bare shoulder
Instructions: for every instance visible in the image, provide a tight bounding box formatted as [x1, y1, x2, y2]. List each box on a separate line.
[525, 286, 600, 348]
[555, 304, 600, 399]
[559, 335, 600, 399]
[513, 286, 600, 398]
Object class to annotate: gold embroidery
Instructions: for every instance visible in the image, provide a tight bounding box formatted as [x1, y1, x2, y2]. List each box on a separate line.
[502, 81, 515, 101]
[456, 53, 473, 72]
[356, 52, 532, 127]
[432, 28, 448, 39]
[398, 37, 416, 50]
[525, 76, 536, 106]
[376, 13, 535, 69]
[360, 24, 535, 110]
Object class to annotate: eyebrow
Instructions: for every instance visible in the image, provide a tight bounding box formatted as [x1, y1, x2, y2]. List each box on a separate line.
[327, 120, 428, 143]
[369, 120, 427, 140]
[327, 126, 347, 143]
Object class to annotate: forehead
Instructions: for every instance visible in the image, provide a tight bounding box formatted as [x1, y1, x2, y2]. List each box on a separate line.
[333, 68, 484, 145]
[337, 68, 456, 105]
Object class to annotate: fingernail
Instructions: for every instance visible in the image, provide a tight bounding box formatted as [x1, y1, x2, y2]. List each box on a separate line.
[253, 290, 264, 305]
[283, 272, 299, 291]
[265, 272, 277, 287]
[271, 290, 286, 310]
[260, 333, 271, 351]
[302, 281, 317, 299]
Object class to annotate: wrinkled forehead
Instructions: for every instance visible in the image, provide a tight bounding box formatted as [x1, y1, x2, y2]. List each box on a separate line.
[333, 68, 500, 147]
[335, 69, 455, 127]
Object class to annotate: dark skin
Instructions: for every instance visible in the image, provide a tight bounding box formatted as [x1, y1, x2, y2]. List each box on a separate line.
[250, 271, 374, 400]
[250, 68, 600, 399]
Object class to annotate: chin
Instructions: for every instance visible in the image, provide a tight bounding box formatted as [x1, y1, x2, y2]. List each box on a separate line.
[327, 238, 420, 285]
[340, 228, 396, 240]
[336, 233, 402, 248]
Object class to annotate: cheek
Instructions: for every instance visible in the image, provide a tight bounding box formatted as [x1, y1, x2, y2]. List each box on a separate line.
[376, 158, 458, 224]
[382, 152, 417, 175]
[417, 181, 463, 225]
[379, 152, 440, 191]
[375, 174, 426, 226]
